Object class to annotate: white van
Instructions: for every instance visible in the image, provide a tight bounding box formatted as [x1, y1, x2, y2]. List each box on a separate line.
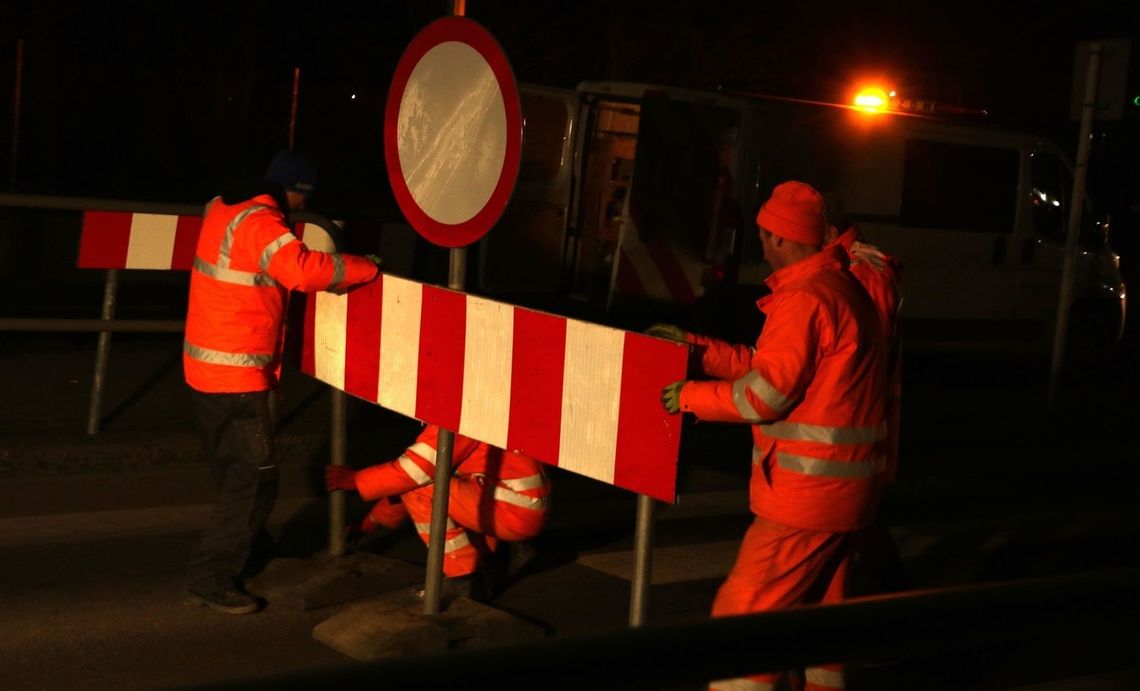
[476, 81, 1126, 363]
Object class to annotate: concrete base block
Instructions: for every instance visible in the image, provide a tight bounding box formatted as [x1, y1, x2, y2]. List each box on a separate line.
[313, 591, 548, 661]
[247, 554, 424, 610]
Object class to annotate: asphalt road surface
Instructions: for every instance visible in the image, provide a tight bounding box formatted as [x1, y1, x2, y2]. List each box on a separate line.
[2, 330, 1140, 689]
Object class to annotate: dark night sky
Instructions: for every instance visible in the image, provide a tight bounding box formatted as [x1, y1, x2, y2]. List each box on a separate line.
[0, 0, 1137, 216]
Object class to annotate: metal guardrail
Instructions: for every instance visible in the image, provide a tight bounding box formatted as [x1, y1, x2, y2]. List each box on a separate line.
[198, 567, 1140, 691]
[0, 193, 346, 434]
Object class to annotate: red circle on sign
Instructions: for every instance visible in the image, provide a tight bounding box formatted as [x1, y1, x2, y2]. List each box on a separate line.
[384, 17, 522, 248]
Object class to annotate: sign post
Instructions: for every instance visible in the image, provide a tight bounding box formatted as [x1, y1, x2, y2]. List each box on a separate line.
[385, 15, 522, 615]
[1049, 42, 1107, 409]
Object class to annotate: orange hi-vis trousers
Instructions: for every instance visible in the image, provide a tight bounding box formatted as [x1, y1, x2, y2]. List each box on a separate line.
[708, 517, 854, 691]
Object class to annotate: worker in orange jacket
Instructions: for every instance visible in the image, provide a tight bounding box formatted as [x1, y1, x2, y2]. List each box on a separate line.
[652, 181, 887, 691]
[824, 207, 907, 599]
[184, 150, 380, 615]
[325, 424, 550, 602]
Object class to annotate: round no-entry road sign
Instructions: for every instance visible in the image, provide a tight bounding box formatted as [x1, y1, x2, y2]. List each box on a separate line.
[384, 17, 523, 248]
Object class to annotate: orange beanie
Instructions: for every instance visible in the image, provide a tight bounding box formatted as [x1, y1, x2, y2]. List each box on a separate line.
[756, 181, 826, 245]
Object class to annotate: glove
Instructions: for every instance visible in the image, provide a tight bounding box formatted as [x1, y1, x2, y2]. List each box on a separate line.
[661, 380, 687, 414]
[645, 323, 687, 342]
[325, 465, 358, 492]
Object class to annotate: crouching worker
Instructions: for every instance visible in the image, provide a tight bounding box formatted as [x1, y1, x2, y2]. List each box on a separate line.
[325, 424, 550, 602]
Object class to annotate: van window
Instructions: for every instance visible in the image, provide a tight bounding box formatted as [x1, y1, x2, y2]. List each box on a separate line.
[519, 92, 570, 184]
[900, 140, 1018, 234]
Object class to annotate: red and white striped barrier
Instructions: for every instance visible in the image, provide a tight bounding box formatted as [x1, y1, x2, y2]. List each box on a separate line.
[78, 211, 334, 269]
[302, 274, 688, 502]
[79, 211, 202, 270]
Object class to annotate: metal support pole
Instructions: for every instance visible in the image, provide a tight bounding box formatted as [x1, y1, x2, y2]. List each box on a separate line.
[423, 246, 468, 615]
[629, 494, 656, 627]
[1049, 43, 1101, 410]
[86, 269, 120, 435]
[329, 388, 348, 556]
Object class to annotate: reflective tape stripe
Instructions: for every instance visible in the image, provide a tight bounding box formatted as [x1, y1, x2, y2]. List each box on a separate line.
[329, 254, 345, 287]
[734, 370, 789, 419]
[493, 487, 548, 510]
[500, 474, 546, 492]
[805, 667, 844, 689]
[193, 256, 278, 287]
[398, 454, 433, 485]
[710, 679, 774, 691]
[444, 533, 471, 553]
[217, 205, 269, 268]
[258, 465, 276, 471]
[415, 519, 457, 535]
[732, 377, 763, 421]
[183, 340, 273, 368]
[408, 442, 437, 464]
[258, 232, 295, 272]
[765, 421, 885, 445]
[776, 452, 886, 479]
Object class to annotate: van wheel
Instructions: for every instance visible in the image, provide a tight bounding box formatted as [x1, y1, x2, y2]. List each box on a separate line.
[1065, 302, 1119, 374]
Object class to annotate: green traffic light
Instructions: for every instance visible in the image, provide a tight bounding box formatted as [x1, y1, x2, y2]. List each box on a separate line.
[1134, 95, 1140, 107]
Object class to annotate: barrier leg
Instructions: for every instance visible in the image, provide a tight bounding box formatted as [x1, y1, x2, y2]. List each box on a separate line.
[629, 493, 656, 627]
[329, 388, 348, 557]
[423, 427, 455, 615]
[86, 269, 119, 435]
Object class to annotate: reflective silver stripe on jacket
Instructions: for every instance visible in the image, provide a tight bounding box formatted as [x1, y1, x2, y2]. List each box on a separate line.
[805, 667, 845, 689]
[193, 257, 278, 287]
[408, 442, 437, 464]
[398, 454, 433, 485]
[445, 533, 471, 552]
[710, 679, 774, 691]
[329, 254, 345, 287]
[258, 232, 296, 272]
[183, 340, 274, 368]
[415, 518, 458, 535]
[217, 205, 269, 268]
[776, 451, 886, 479]
[493, 486, 548, 510]
[500, 474, 546, 492]
[764, 420, 885, 445]
[733, 370, 789, 421]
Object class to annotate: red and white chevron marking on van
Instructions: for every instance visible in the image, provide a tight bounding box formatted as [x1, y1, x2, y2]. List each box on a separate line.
[301, 274, 688, 502]
[611, 218, 702, 305]
[78, 211, 332, 270]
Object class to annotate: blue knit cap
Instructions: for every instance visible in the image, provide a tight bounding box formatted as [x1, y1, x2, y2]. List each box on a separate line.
[264, 150, 316, 196]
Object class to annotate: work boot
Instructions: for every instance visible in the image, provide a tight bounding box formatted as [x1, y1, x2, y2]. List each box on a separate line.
[186, 586, 261, 615]
[412, 572, 488, 604]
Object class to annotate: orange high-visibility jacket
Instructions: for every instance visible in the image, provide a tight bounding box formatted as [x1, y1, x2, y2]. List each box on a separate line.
[835, 226, 903, 481]
[354, 425, 550, 525]
[679, 245, 887, 532]
[183, 194, 378, 393]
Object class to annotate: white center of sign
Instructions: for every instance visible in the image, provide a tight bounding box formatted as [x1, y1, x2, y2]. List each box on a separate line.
[397, 41, 507, 225]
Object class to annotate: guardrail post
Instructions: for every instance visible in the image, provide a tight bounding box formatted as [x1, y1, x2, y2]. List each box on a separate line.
[86, 268, 120, 434]
[629, 494, 656, 627]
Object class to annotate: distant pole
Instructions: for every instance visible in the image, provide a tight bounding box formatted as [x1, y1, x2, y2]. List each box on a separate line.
[10, 38, 24, 190]
[1048, 42, 1101, 410]
[288, 67, 300, 148]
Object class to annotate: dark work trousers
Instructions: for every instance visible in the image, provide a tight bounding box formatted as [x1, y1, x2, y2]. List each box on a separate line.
[186, 388, 279, 592]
